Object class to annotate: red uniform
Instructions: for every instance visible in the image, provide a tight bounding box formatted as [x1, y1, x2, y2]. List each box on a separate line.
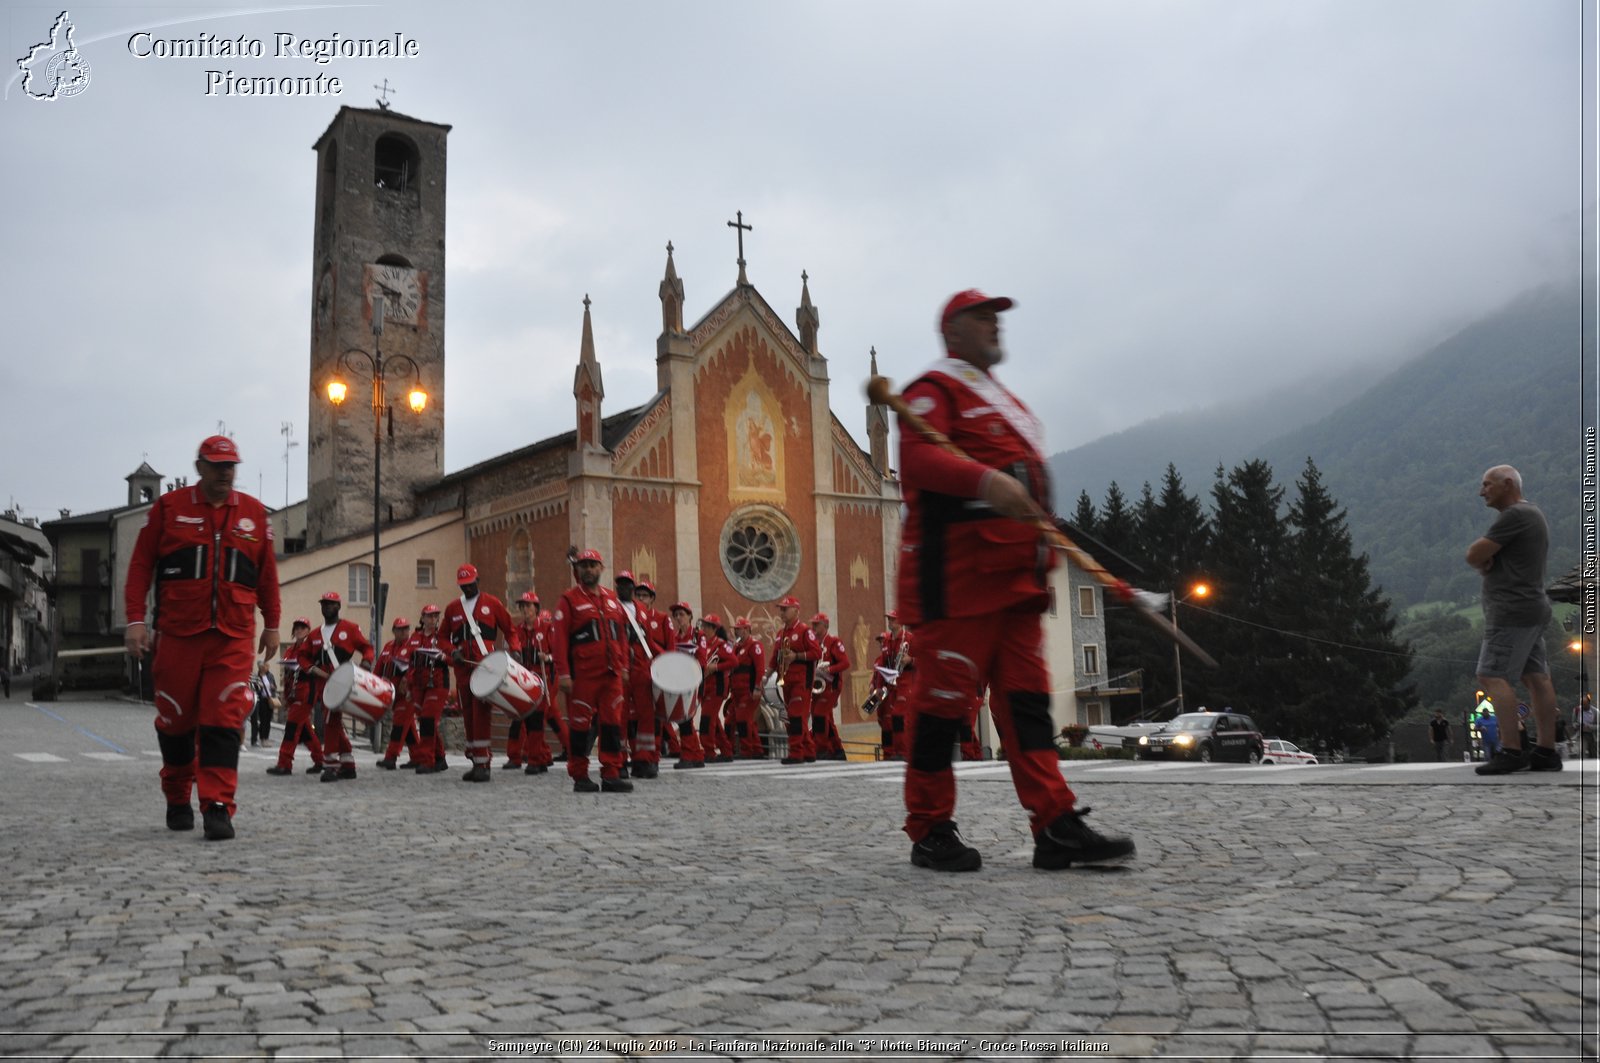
[728, 633, 767, 758]
[551, 584, 628, 783]
[658, 630, 708, 765]
[124, 484, 280, 817]
[272, 633, 325, 772]
[814, 632, 851, 759]
[298, 619, 374, 777]
[404, 628, 451, 772]
[896, 356, 1072, 843]
[698, 633, 737, 762]
[442, 592, 519, 774]
[620, 601, 670, 772]
[377, 636, 420, 766]
[877, 629, 912, 759]
[771, 620, 821, 763]
[508, 615, 564, 769]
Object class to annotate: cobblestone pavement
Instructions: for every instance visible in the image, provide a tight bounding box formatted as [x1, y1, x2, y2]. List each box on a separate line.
[0, 696, 1594, 1061]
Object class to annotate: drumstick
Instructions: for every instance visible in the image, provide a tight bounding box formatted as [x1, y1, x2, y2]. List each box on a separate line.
[866, 375, 1218, 670]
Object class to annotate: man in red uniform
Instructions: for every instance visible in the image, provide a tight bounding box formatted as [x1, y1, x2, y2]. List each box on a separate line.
[811, 613, 852, 761]
[698, 614, 737, 763]
[503, 592, 541, 771]
[881, 612, 912, 760]
[267, 618, 325, 776]
[728, 617, 767, 758]
[896, 289, 1134, 872]
[406, 605, 451, 774]
[661, 603, 708, 768]
[124, 435, 281, 840]
[616, 572, 669, 779]
[298, 592, 373, 783]
[551, 550, 632, 792]
[442, 564, 518, 782]
[770, 596, 820, 765]
[375, 618, 418, 770]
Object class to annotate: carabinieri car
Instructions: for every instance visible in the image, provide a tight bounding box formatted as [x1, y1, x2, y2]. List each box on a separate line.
[1136, 710, 1265, 763]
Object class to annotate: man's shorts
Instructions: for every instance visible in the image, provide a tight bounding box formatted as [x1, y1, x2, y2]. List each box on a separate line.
[1476, 624, 1549, 680]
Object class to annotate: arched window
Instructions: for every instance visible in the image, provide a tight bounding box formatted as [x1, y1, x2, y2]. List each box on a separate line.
[374, 133, 420, 192]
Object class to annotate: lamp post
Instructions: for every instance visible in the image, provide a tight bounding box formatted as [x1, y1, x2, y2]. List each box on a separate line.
[1170, 581, 1210, 713]
[325, 300, 428, 655]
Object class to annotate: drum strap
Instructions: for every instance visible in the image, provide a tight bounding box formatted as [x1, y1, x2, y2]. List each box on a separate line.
[459, 596, 490, 657]
[622, 605, 656, 661]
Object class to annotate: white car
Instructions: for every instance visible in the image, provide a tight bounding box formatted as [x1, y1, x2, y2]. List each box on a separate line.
[1260, 739, 1318, 765]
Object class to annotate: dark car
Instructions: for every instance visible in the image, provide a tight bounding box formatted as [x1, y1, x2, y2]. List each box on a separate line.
[1136, 710, 1265, 763]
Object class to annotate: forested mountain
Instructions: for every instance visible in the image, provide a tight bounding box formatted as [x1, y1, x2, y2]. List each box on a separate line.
[1052, 281, 1585, 608]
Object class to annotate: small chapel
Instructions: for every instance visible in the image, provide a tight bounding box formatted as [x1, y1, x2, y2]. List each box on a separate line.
[277, 103, 902, 723]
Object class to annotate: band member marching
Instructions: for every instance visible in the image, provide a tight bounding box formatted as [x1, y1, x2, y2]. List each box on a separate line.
[442, 564, 519, 783]
[770, 596, 821, 765]
[729, 617, 767, 758]
[662, 603, 709, 769]
[406, 605, 452, 774]
[698, 614, 737, 763]
[551, 550, 633, 793]
[299, 592, 373, 783]
[811, 613, 852, 761]
[879, 612, 913, 760]
[268, 618, 325, 776]
[375, 617, 419, 770]
[617, 572, 669, 779]
[512, 591, 563, 773]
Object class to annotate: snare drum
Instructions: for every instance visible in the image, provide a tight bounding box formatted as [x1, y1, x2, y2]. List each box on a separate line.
[321, 661, 396, 725]
[761, 671, 785, 711]
[651, 652, 703, 724]
[468, 650, 547, 720]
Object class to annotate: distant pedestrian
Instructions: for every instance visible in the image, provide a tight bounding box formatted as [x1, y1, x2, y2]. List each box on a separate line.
[1578, 693, 1597, 759]
[1428, 709, 1450, 761]
[249, 662, 276, 748]
[1467, 465, 1560, 774]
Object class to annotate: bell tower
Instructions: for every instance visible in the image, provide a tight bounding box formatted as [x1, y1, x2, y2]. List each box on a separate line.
[306, 105, 451, 548]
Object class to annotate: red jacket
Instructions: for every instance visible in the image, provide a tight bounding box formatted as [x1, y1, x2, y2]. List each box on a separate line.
[404, 630, 451, 692]
[124, 485, 281, 639]
[818, 633, 851, 692]
[700, 635, 736, 698]
[376, 636, 412, 698]
[551, 585, 627, 679]
[442, 593, 519, 667]
[895, 360, 1056, 623]
[770, 621, 820, 686]
[297, 618, 373, 708]
[279, 634, 311, 704]
[730, 635, 766, 695]
[621, 601, 670, 667]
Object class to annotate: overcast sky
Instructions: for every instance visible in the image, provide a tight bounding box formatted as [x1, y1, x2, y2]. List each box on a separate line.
[1, 0, 1583, 520]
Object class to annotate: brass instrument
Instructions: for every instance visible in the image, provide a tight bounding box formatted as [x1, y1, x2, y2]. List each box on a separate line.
[862, 637, 910, 717]
[811, 645, 830, 696]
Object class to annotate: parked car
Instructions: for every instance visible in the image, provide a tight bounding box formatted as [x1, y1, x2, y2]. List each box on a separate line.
[1260, 739, 1319, 765]
[1136, 710, 1264, 763]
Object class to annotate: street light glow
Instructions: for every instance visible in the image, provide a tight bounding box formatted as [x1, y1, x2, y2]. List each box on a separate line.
[1191, 582, 1210, 599]
[408, 387, 428, 414]
[327, 379, 348, 405]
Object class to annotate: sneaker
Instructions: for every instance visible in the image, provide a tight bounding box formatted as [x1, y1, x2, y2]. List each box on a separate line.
[634, 762, 659, 779]
[1528, 746, 1564, 772]
[500, 759, 521, 771]
[305, 764, 324, 774]
[376, 759, 397, 771]
[673, 759, 705, 770]
[201, 803, 234, 841]
[1476, 748, 1530, 775]
[166, 804, 195, 832]
[780, 756, 804, 765]
[910, 822, 982, 872]
[573, 776, 600, 793]
[1033, 808, 1135, 869]
[319, 768, 341, 783]
[399, 761, 417, 770]
[338, 765, 357, 780]
[265, 766, 292, 776]
[601, 777, 634, 793]
[524, 763, 548, 775]
[462, 766, 491, 783]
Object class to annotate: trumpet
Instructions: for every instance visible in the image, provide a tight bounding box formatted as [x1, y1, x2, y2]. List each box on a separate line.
[862, 686, 886, 717]
[811, 648, 830, 696]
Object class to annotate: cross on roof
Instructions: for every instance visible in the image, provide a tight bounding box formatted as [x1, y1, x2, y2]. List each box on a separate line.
[727, 210, 752, 286]
[375, 79, 396, 110]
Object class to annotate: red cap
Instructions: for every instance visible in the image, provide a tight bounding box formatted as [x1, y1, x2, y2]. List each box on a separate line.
[616, 570, 635, 583]
[635, 580, 656, 595]
[197, 434, 242, 464]
[575, 549, 603, 565]
[456, 563, 478, 585]
[670, 601, 693, 615]
[292, 617, 311, 629]
[778, 596, 801, 609]
[420, 604, 441, 616]
[939, 289, 1014, 330]
[877, 631, 888, 641]
[811, 612, 830, 625]
[885, 609, 900, 621]
[319, 591, 341, 603]
[517, 591, 539, 605]
[392, 617, 410, 629]
[734, 616, 751, 628]
[701, 613, 722, 627]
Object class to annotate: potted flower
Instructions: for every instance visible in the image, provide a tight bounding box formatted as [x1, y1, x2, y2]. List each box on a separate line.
[1059, 723, 1089, 748]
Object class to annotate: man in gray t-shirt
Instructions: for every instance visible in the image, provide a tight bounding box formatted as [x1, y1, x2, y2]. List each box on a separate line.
[1466, 464, 1559, 774]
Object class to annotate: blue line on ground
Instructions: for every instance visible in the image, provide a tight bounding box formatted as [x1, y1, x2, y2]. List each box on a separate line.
[25, 702, 128, 754]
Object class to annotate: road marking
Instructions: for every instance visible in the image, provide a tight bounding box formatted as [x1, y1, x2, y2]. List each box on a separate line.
[24, 702, 128, 753]
[15, 753, 68, 763]
[81, 752, 134, 761]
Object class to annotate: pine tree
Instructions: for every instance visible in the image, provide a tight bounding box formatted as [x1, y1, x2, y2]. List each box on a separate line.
[1097, 482, 1135, 557]
[1070, 490, 1098, 535]
[1128, 466, 1212, 713]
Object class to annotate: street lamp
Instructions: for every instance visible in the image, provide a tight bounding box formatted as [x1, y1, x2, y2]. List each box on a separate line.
[1171, 581, 1210, 713]
[324, 300, 428, 653]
